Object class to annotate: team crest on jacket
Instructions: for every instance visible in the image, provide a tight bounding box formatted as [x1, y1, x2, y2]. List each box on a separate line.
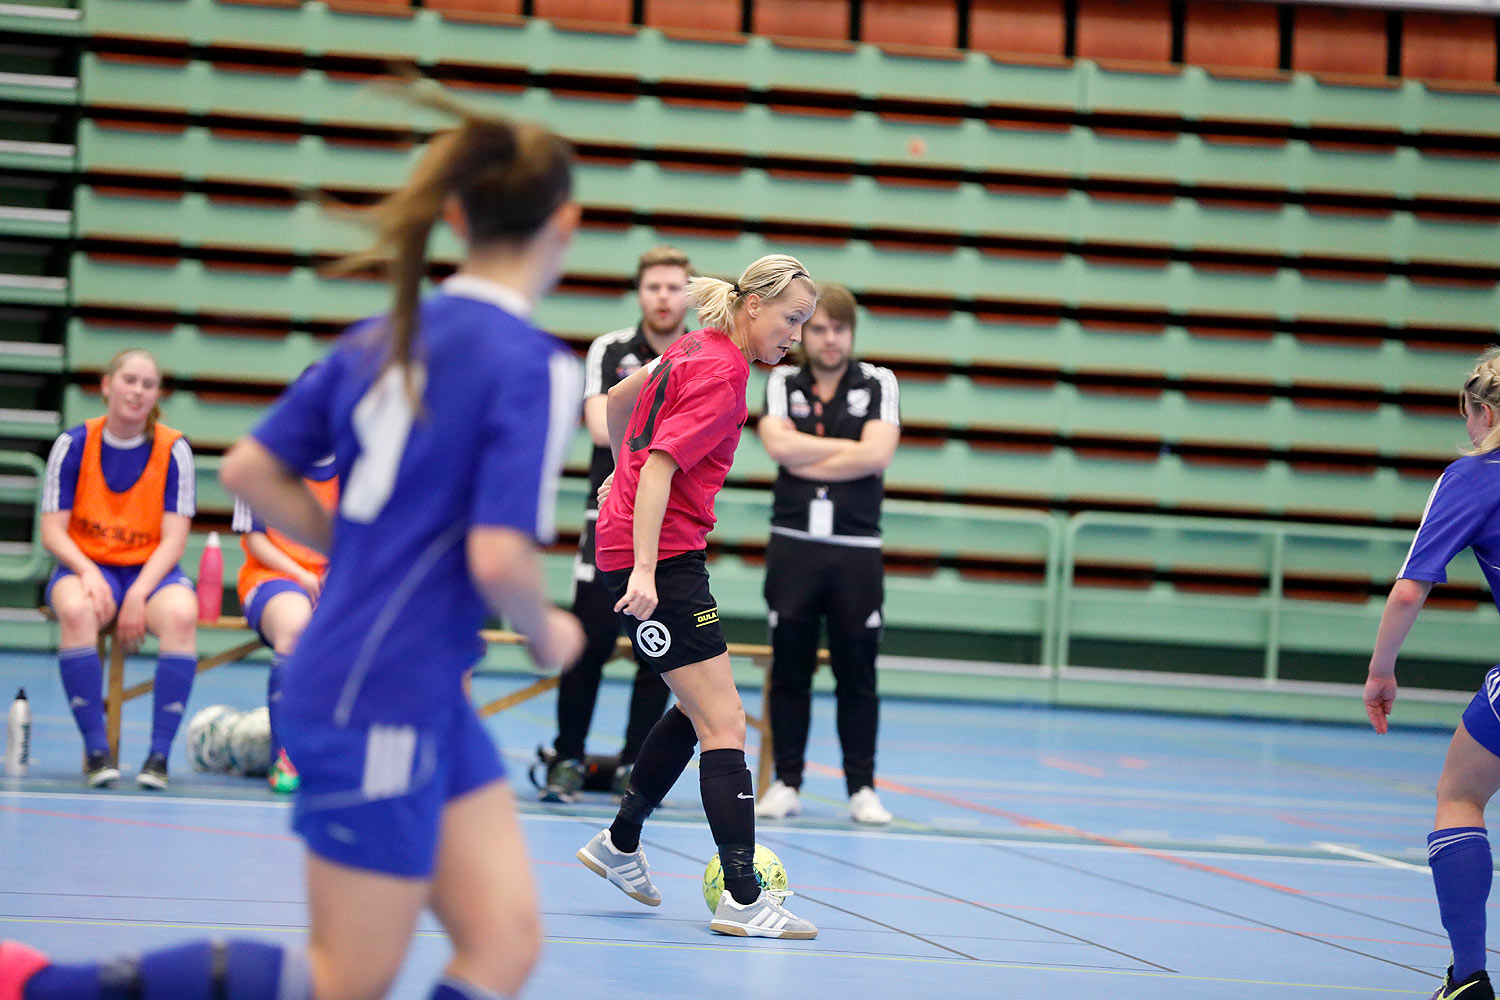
[616, 353, 642, 380]
[846, 387, 871, 417]
[788, 389, 812, 419]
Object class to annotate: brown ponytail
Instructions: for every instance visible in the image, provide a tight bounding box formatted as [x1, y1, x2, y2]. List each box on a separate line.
[327, 84, 574, 405]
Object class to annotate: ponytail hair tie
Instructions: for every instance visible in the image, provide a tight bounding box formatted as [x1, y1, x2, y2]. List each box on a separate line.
[730, 281, 742, 295]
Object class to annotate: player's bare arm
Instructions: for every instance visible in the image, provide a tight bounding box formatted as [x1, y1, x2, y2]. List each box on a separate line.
[607, 364, 654, 461]
[221, 439, 333, 556]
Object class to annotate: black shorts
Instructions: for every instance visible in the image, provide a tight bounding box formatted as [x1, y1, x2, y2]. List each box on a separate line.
[600, 550, 728, 673]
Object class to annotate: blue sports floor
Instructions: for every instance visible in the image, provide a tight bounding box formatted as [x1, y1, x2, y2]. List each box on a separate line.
[0, 651, 1476, 998]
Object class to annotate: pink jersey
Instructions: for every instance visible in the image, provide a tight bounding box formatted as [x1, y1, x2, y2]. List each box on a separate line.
[595, 328, 749, 573]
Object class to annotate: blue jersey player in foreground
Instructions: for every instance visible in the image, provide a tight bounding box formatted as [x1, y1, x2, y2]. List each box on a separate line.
[1, 91, 585, 1000]
[1365, 348, 1500, 1000]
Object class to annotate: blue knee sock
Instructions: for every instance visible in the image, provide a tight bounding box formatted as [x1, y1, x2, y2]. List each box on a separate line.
[430, 975, 508, 1000]
[24, 939, 310, 1000]
[1429, 827, 1492, 980]
[267, 654, 285, 759]
[150, 654, 197, 756]
[58, 646, 108, 755]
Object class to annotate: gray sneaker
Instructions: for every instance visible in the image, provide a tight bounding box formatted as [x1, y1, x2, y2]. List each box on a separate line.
[576, 829, 661, 906]
[710, 888, 818, 939]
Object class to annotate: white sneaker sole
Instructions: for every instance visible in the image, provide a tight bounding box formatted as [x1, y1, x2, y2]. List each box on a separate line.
[86, 768, 119, 788]
[709, 917, 818, 940]
[136, 772, 167, 791]
[576, 845, 661, 906]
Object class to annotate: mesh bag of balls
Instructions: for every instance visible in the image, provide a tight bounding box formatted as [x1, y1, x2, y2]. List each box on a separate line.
[186, 704, 273, 777]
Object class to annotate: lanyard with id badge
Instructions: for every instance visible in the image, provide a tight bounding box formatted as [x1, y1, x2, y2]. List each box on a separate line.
[808, 486, 834, 538]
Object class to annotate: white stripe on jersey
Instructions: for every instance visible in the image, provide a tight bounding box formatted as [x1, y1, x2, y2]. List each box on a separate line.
[361, 724, 416, 799]
[1397, 472, 1446, 579]
[859, 362, 901, 426]
[170, 436, 195, 516]
[765, 366, 797, 419]
[537, 352, 584, 544]
[583, 327, 637, 399]
[231, 496, 255, 534]
[42, 431, 73, 514]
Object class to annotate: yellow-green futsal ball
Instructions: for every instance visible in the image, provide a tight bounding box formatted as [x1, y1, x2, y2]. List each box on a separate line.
[702, 844, 788, 912]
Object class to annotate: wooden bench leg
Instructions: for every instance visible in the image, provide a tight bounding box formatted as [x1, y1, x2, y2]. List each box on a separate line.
[475, 675, 561, 719]
[119, 639, 270, 707]
[103, 631, 123, 765]
[753, 653, 774, 794]
[102, 631, 265, 763]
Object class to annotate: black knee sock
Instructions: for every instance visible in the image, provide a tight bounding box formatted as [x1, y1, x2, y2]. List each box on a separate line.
[699, 747, 759, 905]
[609, 704, 697, 853]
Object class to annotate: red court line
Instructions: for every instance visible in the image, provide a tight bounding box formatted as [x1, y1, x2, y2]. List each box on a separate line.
[1274, 813, 1383, 837]
[805, 762, 1304, 895]
[875, 781, 1415, 826]
[1039, 756, 1108, 778]
[0, 803, 297, 842]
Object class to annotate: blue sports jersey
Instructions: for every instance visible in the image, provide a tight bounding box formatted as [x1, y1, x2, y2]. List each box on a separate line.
[43, 425, 195, 517]
[1399, 453, 1500, 612]
[251, 276, 582, 725]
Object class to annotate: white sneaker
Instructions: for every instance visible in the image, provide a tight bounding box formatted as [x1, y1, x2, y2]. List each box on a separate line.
[576, 829, 662, 906]
[849, 786, 892, 825]
[710, 888, 818, 939]
[754, 780, 803, 819]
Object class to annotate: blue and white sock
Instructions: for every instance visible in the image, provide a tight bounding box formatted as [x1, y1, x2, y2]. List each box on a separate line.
[150, 653, 197, 757]
[429, 974, 508, 1000]
[1429, 826, 1492, 981]
[24, 939, 311, 1000]
[57, 646, 108, 755]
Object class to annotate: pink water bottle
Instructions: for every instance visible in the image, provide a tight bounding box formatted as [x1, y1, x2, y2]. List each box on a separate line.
[197, 531, 223, 623]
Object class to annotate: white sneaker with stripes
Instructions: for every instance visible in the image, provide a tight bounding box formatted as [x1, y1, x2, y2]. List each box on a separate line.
[576, 829, 662, 906]
[709, 888, 818, 939]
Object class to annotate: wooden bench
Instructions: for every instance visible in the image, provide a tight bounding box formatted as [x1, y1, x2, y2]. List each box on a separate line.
[93, 616, 824, 793]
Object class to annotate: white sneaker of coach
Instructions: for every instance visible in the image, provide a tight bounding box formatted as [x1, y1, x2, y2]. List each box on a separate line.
[754, 780, 803, 819]
[849, 786, 892, 825]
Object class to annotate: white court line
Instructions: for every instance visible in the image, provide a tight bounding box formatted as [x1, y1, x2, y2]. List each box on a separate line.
[1316, 842, 1429, 872]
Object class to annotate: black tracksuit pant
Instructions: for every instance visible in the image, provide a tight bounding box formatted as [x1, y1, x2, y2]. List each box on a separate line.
[763, 532, 884, 796]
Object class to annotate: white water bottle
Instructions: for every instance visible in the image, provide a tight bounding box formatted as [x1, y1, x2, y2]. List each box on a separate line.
[5, 688, 30, 777]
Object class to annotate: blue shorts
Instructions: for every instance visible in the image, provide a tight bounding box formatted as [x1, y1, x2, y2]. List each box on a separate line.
[282, 700, 507, 878]
[244, 578, 311, 646]
[46, 562, 193, 610]
[1462, 666, 1500, 759]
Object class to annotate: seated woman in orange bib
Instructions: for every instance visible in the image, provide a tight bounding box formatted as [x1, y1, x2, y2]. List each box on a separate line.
[232, 451, 338, 793]
[39, 348, 198, 790]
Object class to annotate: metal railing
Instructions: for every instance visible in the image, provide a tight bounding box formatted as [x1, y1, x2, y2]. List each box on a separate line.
[1055, 511, 1436, 680]
[0, 450, 47, 583]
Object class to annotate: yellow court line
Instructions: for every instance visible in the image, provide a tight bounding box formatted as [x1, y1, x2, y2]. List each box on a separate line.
[1, 916, 1432, 994]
